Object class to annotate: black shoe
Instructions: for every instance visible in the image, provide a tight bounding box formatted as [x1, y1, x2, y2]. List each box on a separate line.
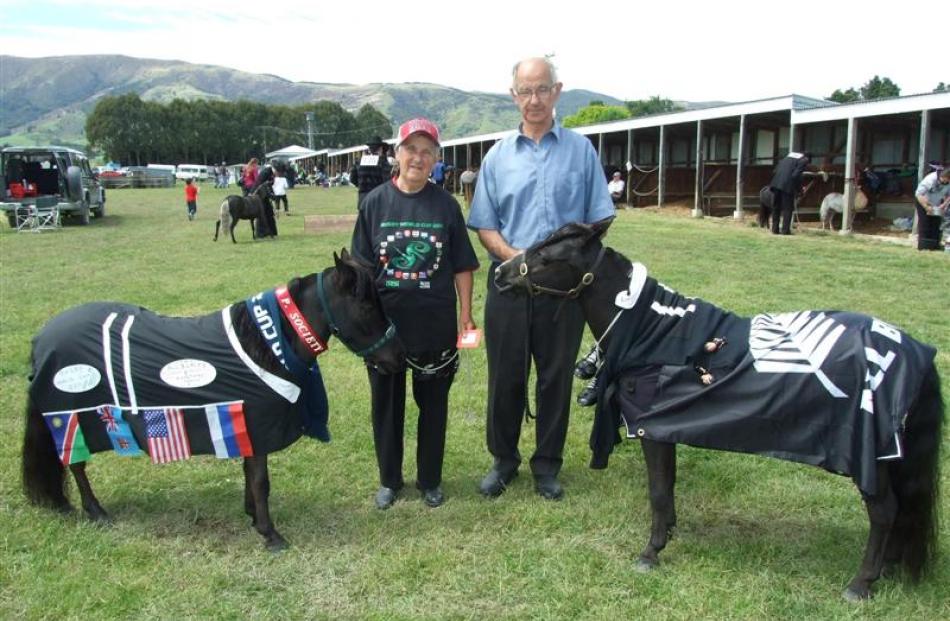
[534, 475, 564, 500]
[422, 486, 444, 508]
[479, 468, 518, 497]
[374, 486, 398, 510]
[577, 377, 598, 407]
[574, 347, 601, 380]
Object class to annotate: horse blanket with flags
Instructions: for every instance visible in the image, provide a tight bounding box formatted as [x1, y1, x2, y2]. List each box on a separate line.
[591, 263, 937, 495]
[31, 294, 329, 466]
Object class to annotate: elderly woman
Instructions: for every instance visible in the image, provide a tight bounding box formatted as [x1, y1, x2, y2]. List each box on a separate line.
[350, 118, 480, 509]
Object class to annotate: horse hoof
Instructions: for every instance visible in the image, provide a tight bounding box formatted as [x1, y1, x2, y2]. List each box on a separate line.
[265, 538, 289, 553]
[634, 558, 657, 573]
[842, 587, 870, 602]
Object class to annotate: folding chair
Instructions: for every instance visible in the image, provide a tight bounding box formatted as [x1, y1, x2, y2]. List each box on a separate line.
[14, 205, 36, 232]
[32, 197, 61, 231]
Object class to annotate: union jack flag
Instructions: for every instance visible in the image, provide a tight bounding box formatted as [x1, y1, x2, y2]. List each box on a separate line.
[143, 407, 191, 464]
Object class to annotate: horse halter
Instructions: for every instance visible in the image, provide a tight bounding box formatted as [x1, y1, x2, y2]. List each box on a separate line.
[516, 245, 607, 299]
[315, 272, 396, 358]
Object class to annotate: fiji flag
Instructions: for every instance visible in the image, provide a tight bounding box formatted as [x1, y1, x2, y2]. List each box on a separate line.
[98, 405, 142, 457]
[204, 402, 254, 458]
[42, 411, 91, 465]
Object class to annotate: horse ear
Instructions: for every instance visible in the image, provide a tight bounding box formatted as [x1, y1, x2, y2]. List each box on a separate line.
[590, 216, 614, 239]
[333, 251, 357, 291]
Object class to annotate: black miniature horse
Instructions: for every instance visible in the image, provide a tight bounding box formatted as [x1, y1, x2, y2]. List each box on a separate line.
[22, 250, 405, 551]
[494, 219, 943, 600]
[213, 183, 274, 243]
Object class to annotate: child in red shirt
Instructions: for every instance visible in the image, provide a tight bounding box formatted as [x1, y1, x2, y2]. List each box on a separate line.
[184, 178, 199, 220]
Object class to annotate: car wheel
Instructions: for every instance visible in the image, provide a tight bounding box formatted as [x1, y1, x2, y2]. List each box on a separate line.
[79, 202, 91, 225]
[92, 198, 105, 218]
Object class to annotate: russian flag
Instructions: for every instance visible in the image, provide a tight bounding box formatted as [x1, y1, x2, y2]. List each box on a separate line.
[204, 402, 254, 458]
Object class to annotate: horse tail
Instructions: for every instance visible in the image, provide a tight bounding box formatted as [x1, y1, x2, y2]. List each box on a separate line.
[889, 365, 943, 581]
[215, 200, 231, 241]
[21, 392, 69, 510]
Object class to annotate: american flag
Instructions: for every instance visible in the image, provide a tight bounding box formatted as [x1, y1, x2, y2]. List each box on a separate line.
[143, 407, 191, 464]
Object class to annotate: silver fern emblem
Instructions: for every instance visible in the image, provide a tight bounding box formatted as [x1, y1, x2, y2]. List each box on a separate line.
[749, 311, 848, 398]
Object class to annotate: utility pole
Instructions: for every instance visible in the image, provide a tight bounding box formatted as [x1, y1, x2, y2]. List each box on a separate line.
[305, 112, 315, 150]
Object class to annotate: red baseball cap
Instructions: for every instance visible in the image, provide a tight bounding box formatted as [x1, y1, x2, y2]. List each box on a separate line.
[397, 118, 440, 147]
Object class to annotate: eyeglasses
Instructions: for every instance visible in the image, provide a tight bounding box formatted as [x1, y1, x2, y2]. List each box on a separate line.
[400, 144, 437, 159]
[513, 85, 555, 101]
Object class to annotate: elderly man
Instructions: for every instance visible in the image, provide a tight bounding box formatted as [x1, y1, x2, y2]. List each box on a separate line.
[467, 57, 615, 500]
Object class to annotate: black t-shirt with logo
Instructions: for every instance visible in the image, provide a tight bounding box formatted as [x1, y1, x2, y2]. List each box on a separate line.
[351, 181, 479, 353]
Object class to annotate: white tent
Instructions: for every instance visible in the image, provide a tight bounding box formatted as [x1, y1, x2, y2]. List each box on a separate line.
[265, 144, 321, 160]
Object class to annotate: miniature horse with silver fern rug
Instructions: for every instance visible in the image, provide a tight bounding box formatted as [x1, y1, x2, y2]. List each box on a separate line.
[494, 219, 942, 600]
[22, 250, 404, 550]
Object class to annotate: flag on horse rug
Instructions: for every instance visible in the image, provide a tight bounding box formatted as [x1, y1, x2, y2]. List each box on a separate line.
[144, 407, 192, 464]
[29, 297, 328, 464]
[42, 411, 91, 466]
[591, 264, 937, 495]
[98, 405, 142, 457]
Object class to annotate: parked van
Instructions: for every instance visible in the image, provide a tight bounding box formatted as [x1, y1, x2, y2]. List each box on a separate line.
[176, 164, 210, 181]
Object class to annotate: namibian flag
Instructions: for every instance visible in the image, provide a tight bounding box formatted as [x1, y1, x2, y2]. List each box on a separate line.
[43, 411, 91, 465]
[204, 402, 254, 458]
[98, 405, 142, 457]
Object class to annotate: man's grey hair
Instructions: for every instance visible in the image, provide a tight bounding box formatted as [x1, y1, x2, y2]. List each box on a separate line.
[511, 57, 558, 88]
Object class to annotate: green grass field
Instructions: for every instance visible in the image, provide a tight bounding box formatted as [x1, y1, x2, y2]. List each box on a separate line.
[1, 185, 948, 620]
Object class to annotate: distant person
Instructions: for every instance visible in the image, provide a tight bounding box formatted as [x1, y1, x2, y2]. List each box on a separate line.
[352, 136, 392, 209]
[767, 151, 811, 235]
[184, 177, 199, 221]
[242, 158, 259, 196]
[431, 156, 447, 188]
[272, 168, 290, 214]
[607, 171, 625, 207]
[253, 163, 278, 239]
[914, 164, 950, 251]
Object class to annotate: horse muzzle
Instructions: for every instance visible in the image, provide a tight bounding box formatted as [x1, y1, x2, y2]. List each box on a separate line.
[493, 253, 526, 293]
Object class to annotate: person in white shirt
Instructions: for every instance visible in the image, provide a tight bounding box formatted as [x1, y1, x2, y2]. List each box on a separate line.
[272, 170, 290, 214]
[607, 171, 626, 207]
[913, 165, 950, 250]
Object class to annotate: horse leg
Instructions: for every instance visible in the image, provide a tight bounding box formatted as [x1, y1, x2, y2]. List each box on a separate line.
[242, 456, 288, 552]
[843, 464, 896, 601]
[635, 439, 677, 572]
[230, 215, 239, 244]
[68, 462, 110, 522]
[249, 217, 256, 241]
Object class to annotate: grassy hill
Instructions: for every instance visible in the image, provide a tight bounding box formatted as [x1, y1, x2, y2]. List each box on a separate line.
[1, 55, 626, 148]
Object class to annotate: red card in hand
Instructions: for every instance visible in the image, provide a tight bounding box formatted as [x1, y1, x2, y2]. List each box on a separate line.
[457, 329, 482, 349]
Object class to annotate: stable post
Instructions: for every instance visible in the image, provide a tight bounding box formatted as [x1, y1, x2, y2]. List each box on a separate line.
[692, 120, 704, 218]
[840, 117, 858, 235]
[735, 114, 746, 220]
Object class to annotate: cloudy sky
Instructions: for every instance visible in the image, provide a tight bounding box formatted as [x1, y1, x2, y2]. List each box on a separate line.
[2, 0, 940, 103]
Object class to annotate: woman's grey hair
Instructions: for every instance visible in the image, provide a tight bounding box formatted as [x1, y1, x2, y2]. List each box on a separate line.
[511, 57, 558, 88]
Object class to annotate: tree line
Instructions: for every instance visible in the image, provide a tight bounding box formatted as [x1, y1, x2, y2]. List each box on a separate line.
[84, 94, 392, 166]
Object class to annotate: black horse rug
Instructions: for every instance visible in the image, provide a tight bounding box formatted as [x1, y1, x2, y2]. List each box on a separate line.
[591, 263, 937, 495]
[31, 291, 329, 466]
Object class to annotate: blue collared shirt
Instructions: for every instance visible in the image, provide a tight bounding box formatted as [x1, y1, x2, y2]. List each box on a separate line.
[467, 122, 615, 260]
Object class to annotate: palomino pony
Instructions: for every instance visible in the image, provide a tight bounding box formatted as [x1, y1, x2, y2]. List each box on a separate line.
[22, 250, 404, 551]
[213, 183, 274, 243]
[494, 219, 942, 600]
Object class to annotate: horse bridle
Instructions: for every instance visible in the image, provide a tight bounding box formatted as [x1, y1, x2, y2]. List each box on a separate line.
[315, 272, 396, 357]
[515, 244, 607, 299]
